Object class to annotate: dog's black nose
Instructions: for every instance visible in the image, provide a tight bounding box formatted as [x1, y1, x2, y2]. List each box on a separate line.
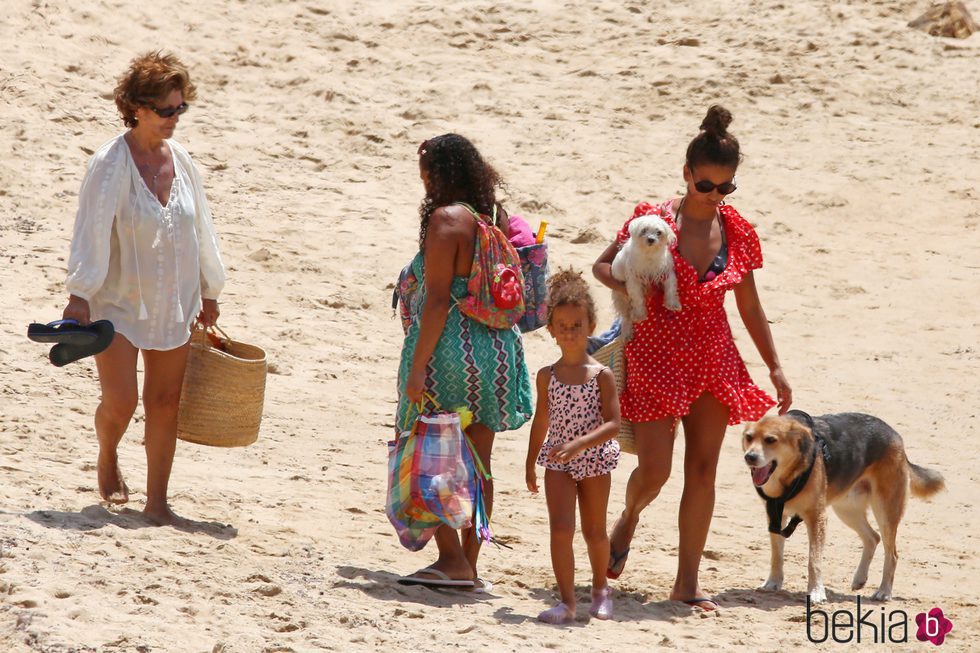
[646, 235, 658, 244]
[744, 451, 761, 465]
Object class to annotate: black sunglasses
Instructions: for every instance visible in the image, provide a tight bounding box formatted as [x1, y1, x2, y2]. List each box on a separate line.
[690, 167, 737, 195]
[145, 102, 189, 119]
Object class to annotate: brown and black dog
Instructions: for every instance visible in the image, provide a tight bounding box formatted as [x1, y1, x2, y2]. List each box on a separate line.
[742, 411, 944, 603]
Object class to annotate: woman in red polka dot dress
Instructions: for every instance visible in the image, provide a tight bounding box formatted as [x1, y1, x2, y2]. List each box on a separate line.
[592, 105, 793, 612]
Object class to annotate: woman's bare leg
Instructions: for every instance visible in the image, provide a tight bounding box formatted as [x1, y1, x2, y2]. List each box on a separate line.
[93, 334, 139, 503]
[608, 417, 676, 573]
[413, 422, 495, 583]
[140, 342, 190, 525]
[671, 392, 729, 608]
[426, 525, 475, 581]
[461, 423, 494, 578]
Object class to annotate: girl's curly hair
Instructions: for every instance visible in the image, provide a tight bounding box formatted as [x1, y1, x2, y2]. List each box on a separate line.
[114, 51, 197, 129]
[546, 267, 597, 329]
[417, 134, 503, 247]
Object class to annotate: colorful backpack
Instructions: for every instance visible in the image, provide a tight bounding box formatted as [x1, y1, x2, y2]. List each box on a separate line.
[455, 203, 526, 329]
[390, 204, 527, 332]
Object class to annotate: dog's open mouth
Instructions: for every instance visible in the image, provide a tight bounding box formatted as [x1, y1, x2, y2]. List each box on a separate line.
[751, 461, 776, 486]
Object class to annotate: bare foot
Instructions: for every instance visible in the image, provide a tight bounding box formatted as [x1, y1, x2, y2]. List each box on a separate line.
[609, 512, 639, 553]
[671, 587, 719, 612]
[607, 512, 638, 577]
[142, 503, 181, 526]
[422, 561, 475, 583]
[97, 452, 128, 504]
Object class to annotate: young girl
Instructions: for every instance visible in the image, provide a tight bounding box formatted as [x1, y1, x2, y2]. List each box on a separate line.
[525, 269, 621, 624]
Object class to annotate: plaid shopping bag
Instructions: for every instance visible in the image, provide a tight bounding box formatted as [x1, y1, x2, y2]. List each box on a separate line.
[386, 409, 476, 551]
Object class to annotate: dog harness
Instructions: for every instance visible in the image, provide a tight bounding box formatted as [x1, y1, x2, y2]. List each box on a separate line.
[755, 410, 830, 538]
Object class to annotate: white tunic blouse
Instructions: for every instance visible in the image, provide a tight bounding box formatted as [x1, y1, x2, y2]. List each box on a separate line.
[65, 134, 225, 351]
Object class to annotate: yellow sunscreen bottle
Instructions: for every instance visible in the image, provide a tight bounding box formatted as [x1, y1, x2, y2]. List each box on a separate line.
[535, 220, 548, 244]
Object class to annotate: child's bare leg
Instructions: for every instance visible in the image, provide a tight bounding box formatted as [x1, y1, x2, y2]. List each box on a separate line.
[578, 473, 611, 590]
[580, 473, 614, 619]
[460, 423, 494, 578]
[140, 342, 190, 525]
[544, 469, 578, 611]
[93, 335, 139, 504]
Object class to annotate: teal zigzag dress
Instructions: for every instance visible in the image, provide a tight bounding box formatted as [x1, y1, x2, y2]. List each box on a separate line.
[395, 251, 533, 434]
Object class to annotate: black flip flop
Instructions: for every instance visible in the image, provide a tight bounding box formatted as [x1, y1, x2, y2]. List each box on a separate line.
[682, 597, 720, 612]
[396, 568, 475, 588]
[607, 546, 630, 580]
[27, 319, 100, 346]
[48, 320, 115, 367]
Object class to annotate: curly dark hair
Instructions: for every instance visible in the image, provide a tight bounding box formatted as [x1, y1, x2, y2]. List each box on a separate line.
[546, 267, 597, 329]
[114, 51, 197, 129]
[417, 134, 503, 247]
[685, 104, 742, 170]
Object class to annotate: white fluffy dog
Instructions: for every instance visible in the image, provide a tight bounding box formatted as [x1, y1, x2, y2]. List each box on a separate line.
[611, 215, 680, 338]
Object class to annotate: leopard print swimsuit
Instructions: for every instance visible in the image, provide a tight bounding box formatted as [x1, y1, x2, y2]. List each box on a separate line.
[537, 365, 620, 481]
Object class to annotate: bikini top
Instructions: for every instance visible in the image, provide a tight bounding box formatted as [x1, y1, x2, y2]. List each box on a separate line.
[701, 224, 728, 282]
[675, 209, 728, 283]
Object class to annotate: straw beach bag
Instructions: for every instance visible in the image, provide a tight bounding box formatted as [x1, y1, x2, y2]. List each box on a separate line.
[591, 336, 636, 455]
[177, 324, 267, 447]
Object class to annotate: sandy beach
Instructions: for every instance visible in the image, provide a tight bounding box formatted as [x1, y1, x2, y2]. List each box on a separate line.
[1, 1, 978, 651]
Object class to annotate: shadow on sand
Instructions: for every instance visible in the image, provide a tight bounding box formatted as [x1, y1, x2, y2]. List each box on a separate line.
[712, 586, 870, 612]
[24, 504, 238, 540]
[334, 565, 495, 608]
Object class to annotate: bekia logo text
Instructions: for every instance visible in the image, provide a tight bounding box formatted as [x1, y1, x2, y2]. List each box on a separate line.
[806, 596, 953, 645]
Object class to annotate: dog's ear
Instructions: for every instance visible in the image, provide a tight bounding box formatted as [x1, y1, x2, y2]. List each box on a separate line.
[666, 225, 677, 246]
[788, 420, 813, 460]
[628, 218, 642, 238]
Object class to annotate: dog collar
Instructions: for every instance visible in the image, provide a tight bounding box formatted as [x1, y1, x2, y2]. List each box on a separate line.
[755, 432, 828, 538]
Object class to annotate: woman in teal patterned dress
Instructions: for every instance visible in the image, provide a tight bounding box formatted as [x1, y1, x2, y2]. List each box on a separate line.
[396, 134, 532, 588]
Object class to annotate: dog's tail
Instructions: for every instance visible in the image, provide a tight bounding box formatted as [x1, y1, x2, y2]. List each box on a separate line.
[907, 458, 946, 498]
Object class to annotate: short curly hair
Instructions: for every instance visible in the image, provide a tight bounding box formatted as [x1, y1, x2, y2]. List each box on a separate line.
[113, 51, 197, 128]
[546, 267, 597, 329]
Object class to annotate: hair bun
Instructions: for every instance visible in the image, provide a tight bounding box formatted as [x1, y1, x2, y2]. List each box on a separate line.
[699, 105, 733, 138]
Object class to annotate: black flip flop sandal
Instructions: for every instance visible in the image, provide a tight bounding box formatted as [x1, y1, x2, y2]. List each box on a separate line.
[48, 320, 115, 367]
[27, 319, 100, 346]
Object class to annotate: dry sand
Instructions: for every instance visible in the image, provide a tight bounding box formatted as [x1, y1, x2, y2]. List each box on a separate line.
[1, 1, 978, 651]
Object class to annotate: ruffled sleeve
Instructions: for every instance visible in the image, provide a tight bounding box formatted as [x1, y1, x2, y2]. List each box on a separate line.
[172, 142, 225, 300]
[65, 136, 129, 301]
[723, 204, 763, 271]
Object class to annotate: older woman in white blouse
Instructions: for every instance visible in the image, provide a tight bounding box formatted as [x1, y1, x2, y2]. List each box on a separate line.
[62, 52, 224, 525]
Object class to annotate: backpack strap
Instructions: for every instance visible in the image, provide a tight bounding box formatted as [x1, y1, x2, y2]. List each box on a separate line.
[453, 202, 494, 226]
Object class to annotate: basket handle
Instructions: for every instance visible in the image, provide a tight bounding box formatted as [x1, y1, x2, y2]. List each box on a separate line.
[193, 321, 231, 350]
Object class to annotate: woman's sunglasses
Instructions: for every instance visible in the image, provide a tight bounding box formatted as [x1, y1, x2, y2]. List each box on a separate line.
[145, 102, 189, 119]
[690, 167, 737, 195]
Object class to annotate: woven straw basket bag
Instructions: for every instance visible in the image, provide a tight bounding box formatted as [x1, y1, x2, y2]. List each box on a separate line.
[177, 325, 267, 447]
[592, 336, 636, 454]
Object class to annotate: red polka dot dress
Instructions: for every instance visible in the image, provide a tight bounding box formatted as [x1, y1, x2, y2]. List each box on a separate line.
[615, 200, 775, 425]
